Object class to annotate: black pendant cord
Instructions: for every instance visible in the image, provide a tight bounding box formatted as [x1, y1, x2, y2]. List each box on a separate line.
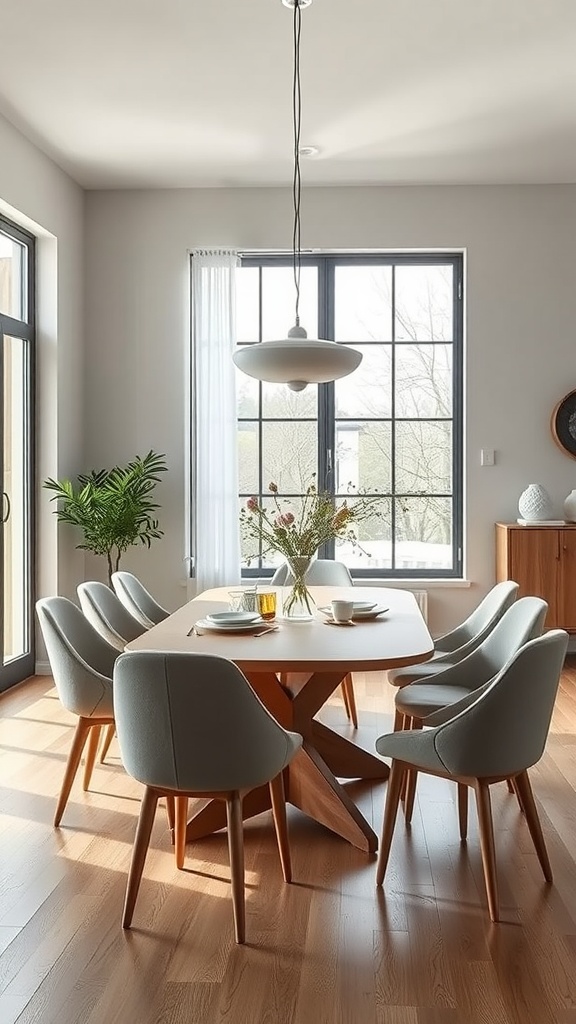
[292, 0, 302, 327]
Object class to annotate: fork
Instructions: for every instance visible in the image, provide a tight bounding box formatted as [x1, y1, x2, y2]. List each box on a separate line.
[253, 625, 279, 638]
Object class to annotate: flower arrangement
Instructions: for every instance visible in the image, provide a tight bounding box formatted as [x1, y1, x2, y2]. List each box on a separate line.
[240, 476, 380, 617]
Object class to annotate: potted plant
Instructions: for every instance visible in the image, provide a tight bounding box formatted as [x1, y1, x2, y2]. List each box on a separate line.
[44, 450, 167, 585]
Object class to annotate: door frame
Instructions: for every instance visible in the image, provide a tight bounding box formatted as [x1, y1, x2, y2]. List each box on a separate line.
[0, 216, 36, 690]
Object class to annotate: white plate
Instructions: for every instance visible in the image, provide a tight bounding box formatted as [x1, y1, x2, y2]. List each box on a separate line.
[319, 605, 388, 621]
[352, 605, 388, 620]
[206, 611, 261, 625]
[351, 601, 377, 612]
[196, 617, 265, 633]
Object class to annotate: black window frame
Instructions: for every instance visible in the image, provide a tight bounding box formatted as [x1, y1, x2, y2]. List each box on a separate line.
[236, 251, 463, 580]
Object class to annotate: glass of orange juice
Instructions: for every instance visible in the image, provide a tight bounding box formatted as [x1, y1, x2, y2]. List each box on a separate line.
[257, 589, 277, 621]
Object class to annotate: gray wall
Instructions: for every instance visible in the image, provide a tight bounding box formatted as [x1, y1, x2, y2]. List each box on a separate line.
[84, 184, 576, 633]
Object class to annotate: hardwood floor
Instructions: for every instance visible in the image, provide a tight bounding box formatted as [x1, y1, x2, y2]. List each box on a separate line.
[1, 661, 576, 1023]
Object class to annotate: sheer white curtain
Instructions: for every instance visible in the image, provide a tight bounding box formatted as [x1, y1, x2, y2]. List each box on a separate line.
[192, 249, 241, 591]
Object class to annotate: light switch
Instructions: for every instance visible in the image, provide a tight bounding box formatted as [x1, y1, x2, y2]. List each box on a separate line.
[480, 449, 495, 466]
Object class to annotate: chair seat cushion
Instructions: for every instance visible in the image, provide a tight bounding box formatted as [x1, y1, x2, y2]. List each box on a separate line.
[395, 683, 472, 720]
[387, 659, 456, 688]
[375, 726, 445, 773]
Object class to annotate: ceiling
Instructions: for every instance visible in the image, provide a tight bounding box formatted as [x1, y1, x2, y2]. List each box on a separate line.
[2, 0, 576, 190]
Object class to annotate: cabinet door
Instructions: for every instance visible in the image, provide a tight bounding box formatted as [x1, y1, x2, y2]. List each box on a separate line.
[509, 530, 559, 626]
[557, 530, 576, 630]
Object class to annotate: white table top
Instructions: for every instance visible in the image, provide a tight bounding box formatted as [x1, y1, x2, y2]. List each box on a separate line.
[126, 585, 433, 674]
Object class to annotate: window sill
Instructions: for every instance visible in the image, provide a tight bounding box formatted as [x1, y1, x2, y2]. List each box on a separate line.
[356, 579, 472, 589]
[247, 577, 472, 589]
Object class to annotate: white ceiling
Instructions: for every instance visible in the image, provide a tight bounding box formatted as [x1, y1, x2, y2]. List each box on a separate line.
[2, 0, 576, 190]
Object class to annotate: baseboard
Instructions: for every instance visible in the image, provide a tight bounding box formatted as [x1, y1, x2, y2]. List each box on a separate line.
[35, 661, 52, 675]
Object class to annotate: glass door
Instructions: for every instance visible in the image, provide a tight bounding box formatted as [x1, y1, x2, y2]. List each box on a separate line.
[0, 220, 35, 690]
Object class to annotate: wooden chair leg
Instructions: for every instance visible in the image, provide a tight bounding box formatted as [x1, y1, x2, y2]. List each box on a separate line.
[340, 680, 351, 720]
[403, 719, 422, 822]
[83, 724, 101, 791]
[122, 786, 159, 929]
[165, 794, 175, 835]
[99, 723, 116, 763]
[376, 760, 406, 886]
[393, 708, 404, 732]
[404, 770, 418, 824]
[514, 770, 553, 883]
[400, 715, 413, 801]
[226, 792, 246, 944]
[341, 673, 358, 728]
[269, 773, 292, 883]
[175, 796, 188, 870]
[510, 776, 525, 815]
[54, 717, 92, 827]
[473, 780, 499, 922]
[505, 778, 515, 794]
[457, 783, 468, 841]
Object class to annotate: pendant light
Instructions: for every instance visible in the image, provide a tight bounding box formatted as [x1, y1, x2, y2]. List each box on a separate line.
[232, 0, 362, 392]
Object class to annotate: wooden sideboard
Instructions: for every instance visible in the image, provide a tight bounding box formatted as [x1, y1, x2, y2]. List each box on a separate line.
[495, 522, 576, 631]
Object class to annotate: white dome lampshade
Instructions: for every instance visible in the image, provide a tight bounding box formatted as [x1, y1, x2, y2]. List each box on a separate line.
[232, 324, 362, 392]
[232, 0, 363, 393]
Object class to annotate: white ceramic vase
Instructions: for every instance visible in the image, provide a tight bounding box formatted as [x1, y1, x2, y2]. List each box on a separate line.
[563, 489, 576, 522]
[518, 483, 552, 522]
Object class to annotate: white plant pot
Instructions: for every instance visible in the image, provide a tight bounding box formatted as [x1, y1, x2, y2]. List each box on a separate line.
[518, 484, 552, 522]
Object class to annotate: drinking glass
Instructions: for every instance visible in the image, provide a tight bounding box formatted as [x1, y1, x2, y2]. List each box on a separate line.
[257, 590, 277, 621]
[228, 589, 257, 612]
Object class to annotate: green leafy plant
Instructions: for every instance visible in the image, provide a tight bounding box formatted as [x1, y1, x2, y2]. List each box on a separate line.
[44, 450, 167, 585]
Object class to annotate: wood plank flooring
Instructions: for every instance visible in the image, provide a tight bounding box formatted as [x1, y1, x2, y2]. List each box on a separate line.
[1, 661, 576, 1023]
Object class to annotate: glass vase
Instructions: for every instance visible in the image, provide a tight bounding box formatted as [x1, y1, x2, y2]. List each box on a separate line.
[282, 555, 315, 621]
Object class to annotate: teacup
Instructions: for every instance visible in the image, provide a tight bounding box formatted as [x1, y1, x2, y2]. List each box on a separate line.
[331, 599, 354, 623]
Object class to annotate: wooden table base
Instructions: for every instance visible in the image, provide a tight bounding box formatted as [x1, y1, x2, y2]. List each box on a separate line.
[185, 668, 389, 853]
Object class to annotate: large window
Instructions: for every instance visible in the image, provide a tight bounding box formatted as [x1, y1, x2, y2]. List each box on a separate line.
[236, 254, 463, 579]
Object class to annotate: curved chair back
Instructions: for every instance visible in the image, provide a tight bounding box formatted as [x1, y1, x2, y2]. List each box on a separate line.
[462, 595, 548, 684]
[78, 581, 146, 650]
[114, 651, 301, 792]
[435, 630, 568, 778]
[36, 596, 117, 719]
[271, 559, 353, 587]
[434, 580, 519, 658]
[111, 571, 169, 629]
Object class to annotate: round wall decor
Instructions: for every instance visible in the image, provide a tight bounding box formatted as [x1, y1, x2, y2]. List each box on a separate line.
[551, 390, 576, 459]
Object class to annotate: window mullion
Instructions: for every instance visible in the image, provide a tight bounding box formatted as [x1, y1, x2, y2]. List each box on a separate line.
[318, 257, 334, 559]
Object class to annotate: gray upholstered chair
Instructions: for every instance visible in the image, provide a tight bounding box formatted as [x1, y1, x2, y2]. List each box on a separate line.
[388, 579, 519, 689]
[36, 596, 118, 826]
[113, 650, 302, 943]
[394, 595, 548, 821]
[375, 629, 568, 922]
[111, 571, 169, 629]
[271, 558, 353, 588]
[77, 580, 149, 763]
[77, 581, 147, 651]
[271, 558, 358, 726]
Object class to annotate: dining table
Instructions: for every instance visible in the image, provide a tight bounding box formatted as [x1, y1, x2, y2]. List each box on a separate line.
[125, 585, 433, 853]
